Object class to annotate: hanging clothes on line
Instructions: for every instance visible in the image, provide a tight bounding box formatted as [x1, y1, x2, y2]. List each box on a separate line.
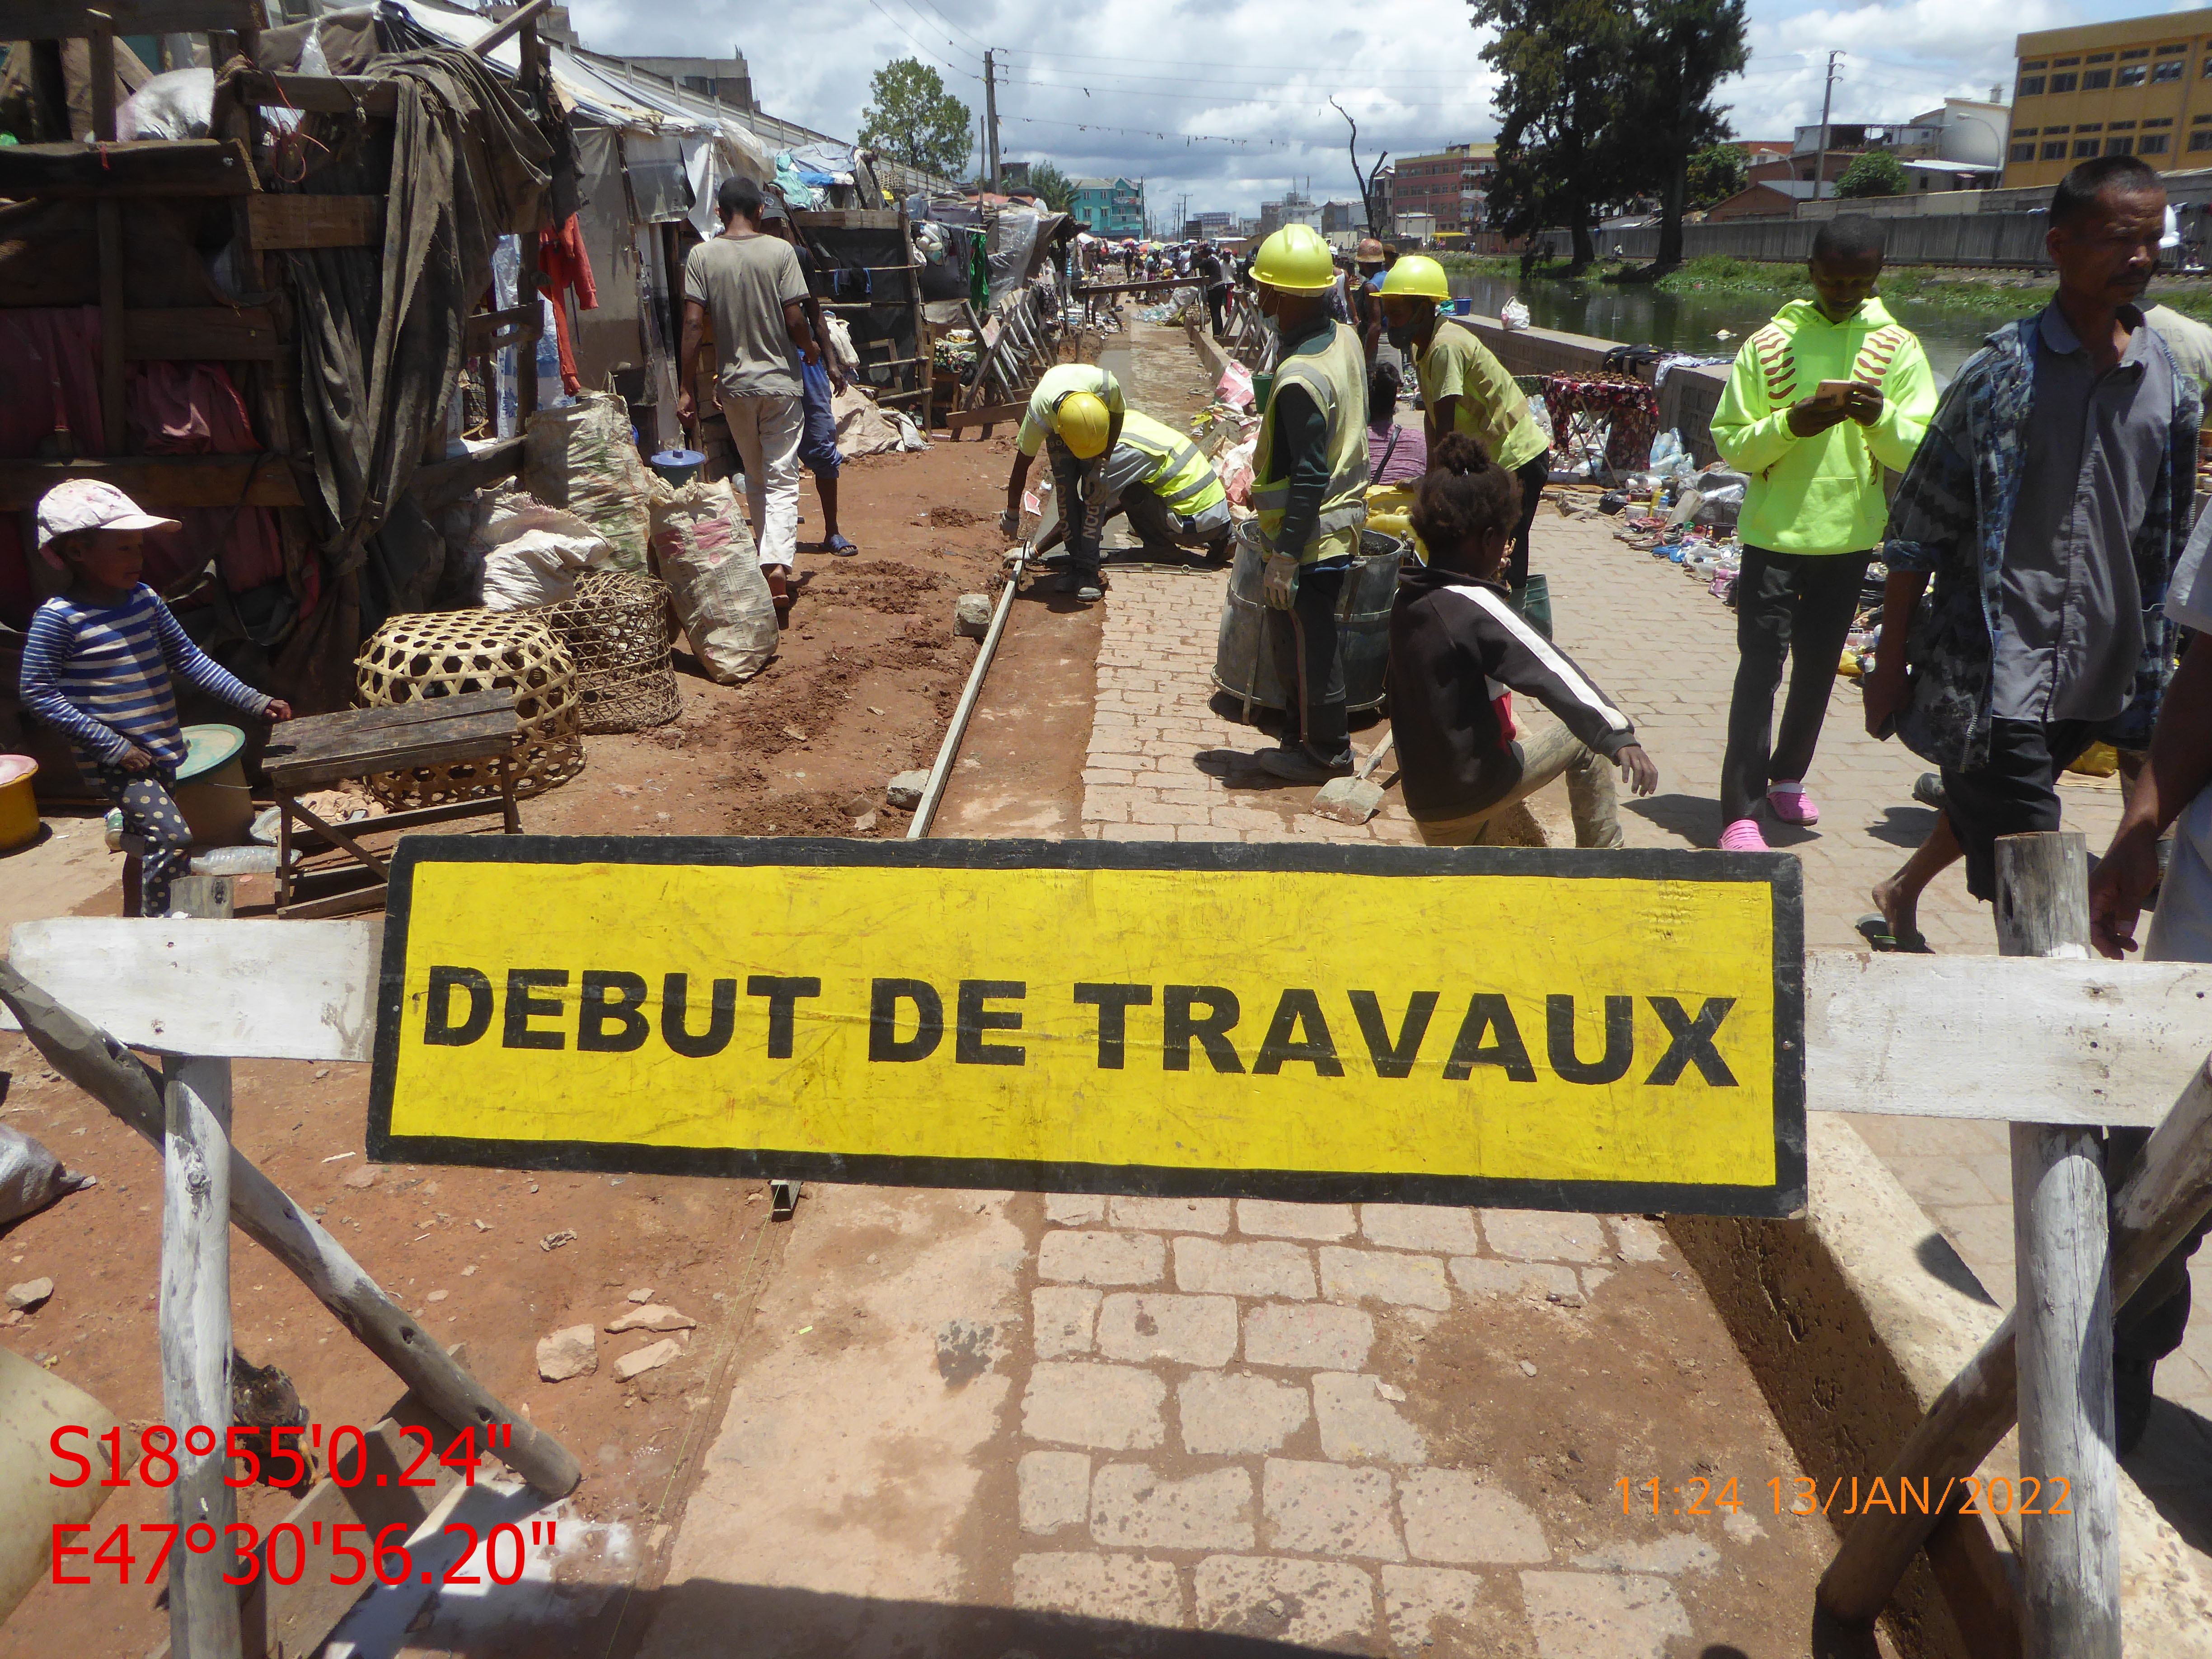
[538, 211, 600, 396]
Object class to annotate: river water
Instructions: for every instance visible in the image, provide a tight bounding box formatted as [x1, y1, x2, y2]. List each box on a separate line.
[1448, 272, 2012, 385]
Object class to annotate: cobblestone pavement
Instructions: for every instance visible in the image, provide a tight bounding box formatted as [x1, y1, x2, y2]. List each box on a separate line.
[1008, 1196, 1831, 1654]
[1074, 498, 2212, 1510]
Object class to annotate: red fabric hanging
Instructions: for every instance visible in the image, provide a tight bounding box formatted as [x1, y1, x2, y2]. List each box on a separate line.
[538, 213, 600, 396]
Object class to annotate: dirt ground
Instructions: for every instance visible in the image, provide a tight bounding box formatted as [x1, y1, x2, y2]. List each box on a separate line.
[0, 425, 1074, 1659]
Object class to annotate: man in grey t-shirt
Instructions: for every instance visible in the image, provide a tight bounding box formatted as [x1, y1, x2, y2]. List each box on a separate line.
[678, 176, 817, 609]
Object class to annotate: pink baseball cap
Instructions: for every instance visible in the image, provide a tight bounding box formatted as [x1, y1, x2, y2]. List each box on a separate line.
[36, 479, 180, 550]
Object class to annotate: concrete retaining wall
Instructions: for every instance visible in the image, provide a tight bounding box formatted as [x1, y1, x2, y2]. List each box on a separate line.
[1533, 211, 2054, 268]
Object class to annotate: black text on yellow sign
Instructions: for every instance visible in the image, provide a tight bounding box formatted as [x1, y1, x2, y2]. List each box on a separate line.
[367, 839, 1806, 1217]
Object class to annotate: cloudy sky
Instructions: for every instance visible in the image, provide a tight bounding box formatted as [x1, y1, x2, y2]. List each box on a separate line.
[563, 0, 2160, 218]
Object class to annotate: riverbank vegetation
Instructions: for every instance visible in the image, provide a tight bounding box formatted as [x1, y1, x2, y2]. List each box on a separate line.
[1437, 251, 2212, 321]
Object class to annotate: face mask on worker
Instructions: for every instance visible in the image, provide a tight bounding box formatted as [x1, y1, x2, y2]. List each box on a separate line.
[1386, 320, 1419, 350]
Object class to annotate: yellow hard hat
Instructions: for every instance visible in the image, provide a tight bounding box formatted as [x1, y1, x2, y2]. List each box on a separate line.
[1379, 254, 1451, 304]
[1251, 224, 1336, 294]
[1055, 391, 1112, 459]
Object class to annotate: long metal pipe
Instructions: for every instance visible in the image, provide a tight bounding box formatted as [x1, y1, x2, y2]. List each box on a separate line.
[906, 545, 1030, 839]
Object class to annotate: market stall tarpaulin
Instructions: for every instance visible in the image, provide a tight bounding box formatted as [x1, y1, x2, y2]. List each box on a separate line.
[367, 839, 1805, 1216]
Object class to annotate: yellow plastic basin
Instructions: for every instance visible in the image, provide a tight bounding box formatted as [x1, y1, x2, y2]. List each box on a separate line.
[0, 756, 39, 852]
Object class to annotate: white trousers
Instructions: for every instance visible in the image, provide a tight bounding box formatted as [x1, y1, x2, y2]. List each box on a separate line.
[2149, 785, 2212, 964]
[719, 391, 804, 570]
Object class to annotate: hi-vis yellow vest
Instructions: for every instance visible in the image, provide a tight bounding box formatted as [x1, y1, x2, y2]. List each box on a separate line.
[1118, 410, 1224, 517]
[1252, 320, 1370, 564]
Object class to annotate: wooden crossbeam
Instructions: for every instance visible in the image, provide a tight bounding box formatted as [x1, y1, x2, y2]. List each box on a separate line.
[124, 306, 280, 360]
[245, 193, 383, 250]
[0, 137, 253, 198]
[8, 0, 254, 33]
[0, 456, 303, 511]
[231, 70, 398, 119]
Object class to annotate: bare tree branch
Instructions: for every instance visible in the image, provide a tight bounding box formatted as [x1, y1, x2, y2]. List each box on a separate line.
[1332, 98, 1385, 239]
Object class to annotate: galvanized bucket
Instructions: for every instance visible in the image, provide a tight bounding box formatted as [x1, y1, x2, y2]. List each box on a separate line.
[1211, 522, 1406, 723]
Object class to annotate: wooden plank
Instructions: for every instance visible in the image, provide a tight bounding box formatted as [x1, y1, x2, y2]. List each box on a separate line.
[231, 70, 399, 118]
[1802, 952, 2212, 1126]
[946, 401, 1022, 437]
[0, 919, 381, 1062]
[1995, 834, 2119, 1659]
[1818, 1057, 2212, 1627]
[159, 878, 239, 1659]
[0, 962, 583, 1501]
[267, 728, 520, 790]
[409, 436, 527, 506]
[791, 209, 902, 230]
[264, 689, 518, 748]
[245, 193, 382, 250]
[6, 0, 254, 31]
[0, 456, 304, 511]
[469, 0, 548, 56]
[466, 303, 540, 348]
[124, 307, 281, 361]
[97, 200, 126, 456]
[87, 25, 116, 143]
[0, 138, 252, 199]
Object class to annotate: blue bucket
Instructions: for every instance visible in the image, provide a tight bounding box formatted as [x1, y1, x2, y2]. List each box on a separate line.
[650, 448, 705, 487]
[1450, 297, 1474, 316]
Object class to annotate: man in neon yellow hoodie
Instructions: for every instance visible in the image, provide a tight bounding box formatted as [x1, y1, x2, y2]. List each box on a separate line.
[1710, 215, 1936, 850]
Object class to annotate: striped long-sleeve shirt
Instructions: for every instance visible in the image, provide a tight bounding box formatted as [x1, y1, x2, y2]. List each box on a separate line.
[19, 586, 269, 770]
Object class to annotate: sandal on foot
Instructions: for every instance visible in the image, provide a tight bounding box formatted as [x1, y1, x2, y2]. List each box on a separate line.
[1767, 781, 1819, 825]
[767, 568, 792, 628]
[824, 534, 859, 556]
[1855, 912, 1931, 953]
[1718, 817, 1769, 852]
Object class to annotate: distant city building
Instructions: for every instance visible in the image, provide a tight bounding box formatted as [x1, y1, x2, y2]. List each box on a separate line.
[1258, 190, 1321, 234]
[488, 2, 577, 45]
[2008, 9, 2204, 186]
[595, 47, 753, 109]
[1391, 144, 1496, 235]
[1789, 99, 2007, 193]
[1072, 177, 1144, 237]
[1322, 199, 1359, 233]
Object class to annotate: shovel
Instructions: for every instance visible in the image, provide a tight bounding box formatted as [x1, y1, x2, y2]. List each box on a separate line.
[1312, 732, 1395, 825]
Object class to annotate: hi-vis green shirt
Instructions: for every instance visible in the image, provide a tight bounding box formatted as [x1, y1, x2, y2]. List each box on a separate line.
[1711, 296, 1936, 557]
[1415, 320, 1549, 474]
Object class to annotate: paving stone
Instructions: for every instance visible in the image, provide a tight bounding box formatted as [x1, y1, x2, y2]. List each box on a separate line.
[1238, 1199, 1358, 1240]
[1033, 1286, 1101, 1359]
[1571, 1535, 1720, 1576]
[1448, 1256, 1582, 1302]
[1313, 1372, 1427, 1464]
[1518, 1570, 1691, 1659]
[1360, 1204, 1481, 1255]
[1039, 1228, 1166, 1286]
[1480, 1210, 1609, 1264]
[1607, 1215, 1668, 1264]
[1095, 1292, 1239, 1366]
[1091, 1462, 1256, 1551]
[1045, 1194, 1106, 1227]
[1243, 1301, 1376, 1371]
[1581, 1266, 1614, 1298]
[1318, 1246, 1452, 1310]
[1180, 1371, 1311, 1455]
[1022, 1362, 1167, 1451]
[1019, 1450, 1091, 1534]
[1264, 1457, 1404, 1560]
[1382, 1564, 1490, 1654]
[1399, 1468, 1550, 1564]
[1195, 1555, 1378, 1651]
[1175, 1237, 1317, 1299]
[1110, 1195, 1232, 1234]
[1013, 1552, 1186, 1624]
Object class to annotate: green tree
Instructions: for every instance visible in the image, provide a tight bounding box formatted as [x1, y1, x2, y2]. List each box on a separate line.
[858, 58, 972, 180]
[1617, 0, 1748, 267]
[1836, 148, 1907, 199]
[1685, 141, 1749, 207]
[1470, 0, 1637, 271]
[1024, 159, 1076, 212]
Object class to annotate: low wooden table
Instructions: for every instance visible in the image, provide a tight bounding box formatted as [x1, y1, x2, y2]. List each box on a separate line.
[262, 690, 523, 919]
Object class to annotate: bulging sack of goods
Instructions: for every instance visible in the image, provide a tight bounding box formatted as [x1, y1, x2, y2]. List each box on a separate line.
[472, 492, 617, 609]
[525, 391, 654, 571]
[651, 479, 779, 685]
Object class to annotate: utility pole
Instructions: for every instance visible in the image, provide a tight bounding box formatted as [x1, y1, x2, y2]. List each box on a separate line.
[1815, 50, 1842, 202]
[983, 49, 1000, 191]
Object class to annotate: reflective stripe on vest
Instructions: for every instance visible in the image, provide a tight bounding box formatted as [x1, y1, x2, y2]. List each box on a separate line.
[1251, 321, 1370, 562]
[1117, 411, 1223, 516]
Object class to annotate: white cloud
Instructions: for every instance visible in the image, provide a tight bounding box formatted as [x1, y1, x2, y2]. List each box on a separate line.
[560, 0, 2114, 217]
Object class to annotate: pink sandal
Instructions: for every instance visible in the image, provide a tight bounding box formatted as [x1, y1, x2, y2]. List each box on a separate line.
[1767, 782, 1818, 825]
[1718, 817, 1769, 852]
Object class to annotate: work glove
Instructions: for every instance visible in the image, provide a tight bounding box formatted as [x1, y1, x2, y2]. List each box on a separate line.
[1262, 553, 1300, 610]
[998, 508, 1022, 540]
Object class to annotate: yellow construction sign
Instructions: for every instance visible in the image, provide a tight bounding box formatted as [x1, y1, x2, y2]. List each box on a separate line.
[368, 838, 1805, 1216]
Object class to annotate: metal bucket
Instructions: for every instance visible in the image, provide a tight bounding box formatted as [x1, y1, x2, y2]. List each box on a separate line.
[1211, 524, 1405, 722]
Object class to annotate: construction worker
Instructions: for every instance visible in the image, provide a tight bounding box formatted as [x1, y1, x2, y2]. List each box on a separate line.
[1032, 408, 1233, 566]
[1247, 222, 1371, 782]
[1001, 363, 1124, 601]
[1350, 236, 1389, 363]
[1380, 255, 1552, 616]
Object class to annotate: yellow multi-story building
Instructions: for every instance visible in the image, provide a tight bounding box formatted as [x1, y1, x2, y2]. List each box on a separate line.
[2006, 11, 2212, 188]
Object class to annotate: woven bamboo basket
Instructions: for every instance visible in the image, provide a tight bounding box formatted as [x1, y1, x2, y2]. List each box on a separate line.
[354, 610, 583, 808]
[537, 569, 681, 733]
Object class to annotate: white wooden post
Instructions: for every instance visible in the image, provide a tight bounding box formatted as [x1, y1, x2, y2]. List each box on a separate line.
[159, 877, 240, 1658]
[1996, 832, 2121, 1659]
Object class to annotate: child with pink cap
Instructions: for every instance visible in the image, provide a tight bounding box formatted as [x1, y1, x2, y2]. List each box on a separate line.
[17, 480, 291, 915]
